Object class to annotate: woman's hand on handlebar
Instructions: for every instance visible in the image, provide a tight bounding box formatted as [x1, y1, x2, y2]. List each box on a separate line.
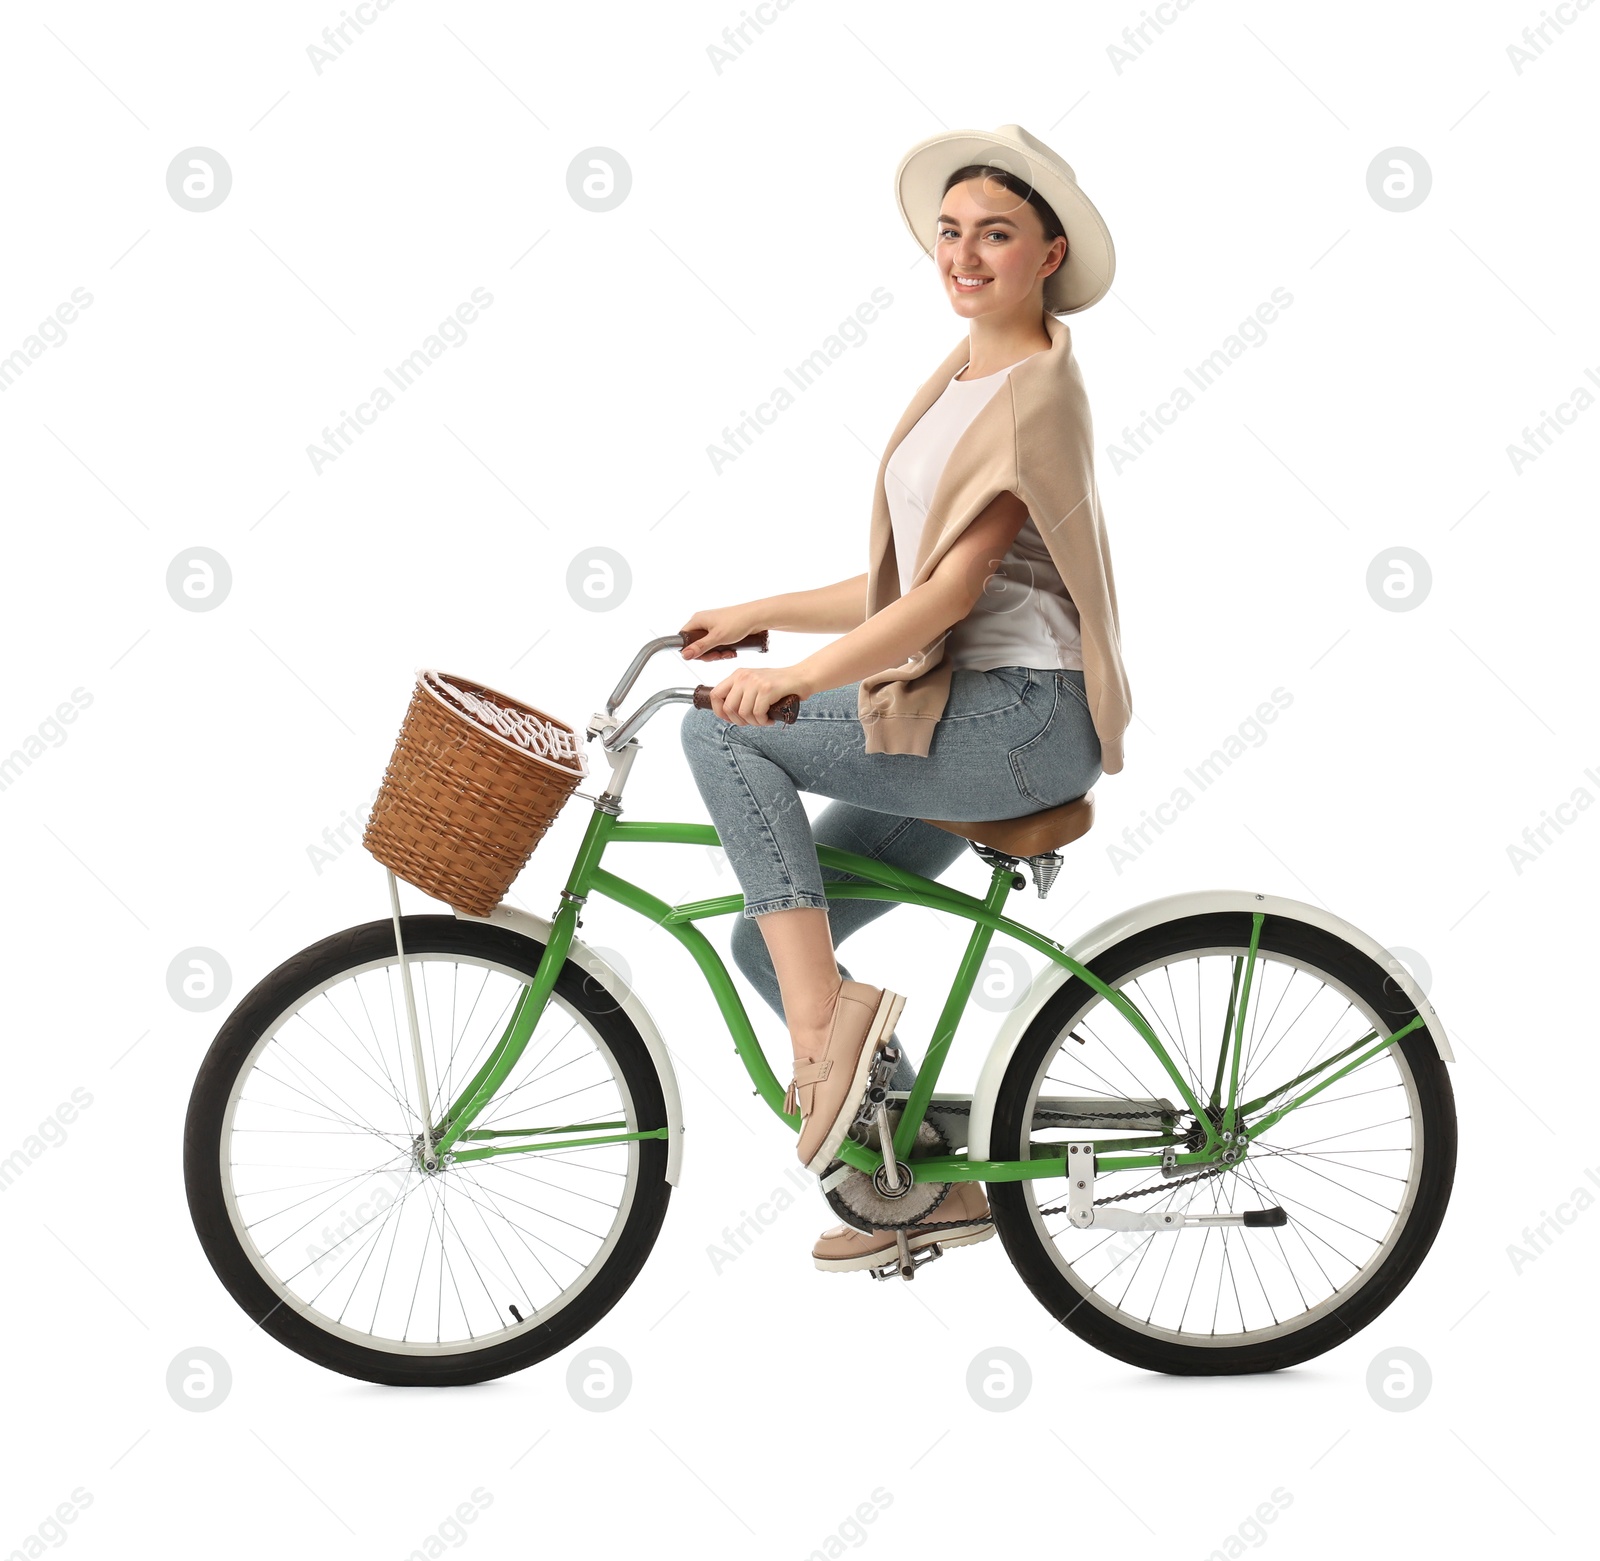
[705, 664, 814, 725]
[679, 607, 764, 660]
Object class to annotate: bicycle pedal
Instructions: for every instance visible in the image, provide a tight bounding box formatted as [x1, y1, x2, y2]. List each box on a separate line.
[850, 1044, 902, 1131]
[867, 1232, 943, 1282]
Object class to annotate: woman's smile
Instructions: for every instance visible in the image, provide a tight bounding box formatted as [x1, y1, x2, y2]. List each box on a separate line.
[951, 273, 993, 291]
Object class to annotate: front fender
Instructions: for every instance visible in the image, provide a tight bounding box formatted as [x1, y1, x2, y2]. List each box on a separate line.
[453, 905, 685, 1186]
[967, 889, 1451, 1162]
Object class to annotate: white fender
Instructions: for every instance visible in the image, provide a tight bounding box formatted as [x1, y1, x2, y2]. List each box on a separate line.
[968, 889, 1452, 1162]
[453, 905, 685, 1185]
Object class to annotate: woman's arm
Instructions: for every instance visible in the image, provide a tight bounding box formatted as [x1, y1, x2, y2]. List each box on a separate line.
[679, 574, 867, 661]
[794, 492, 1028, 692]
[705, 491, 1030, 723]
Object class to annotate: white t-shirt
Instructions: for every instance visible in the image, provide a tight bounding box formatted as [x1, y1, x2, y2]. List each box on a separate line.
[884, 360, 1084, 672]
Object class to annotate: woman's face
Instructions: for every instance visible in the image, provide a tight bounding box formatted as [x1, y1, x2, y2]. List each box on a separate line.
[935, 176, 1066, 320]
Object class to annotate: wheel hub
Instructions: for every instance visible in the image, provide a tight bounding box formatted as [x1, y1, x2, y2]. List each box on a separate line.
[1181, 1105, 1249, 1166]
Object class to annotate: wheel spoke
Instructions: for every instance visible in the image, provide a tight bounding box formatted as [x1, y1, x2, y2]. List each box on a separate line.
[214, 946, 646, 1358]
[1014, 939, 1430, 1349]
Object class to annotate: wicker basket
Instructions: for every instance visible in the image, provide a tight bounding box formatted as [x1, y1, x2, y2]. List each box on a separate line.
[363, 670, 588, 916]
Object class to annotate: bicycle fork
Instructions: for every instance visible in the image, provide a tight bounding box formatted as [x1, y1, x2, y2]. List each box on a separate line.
[388, 869, 439, 1171]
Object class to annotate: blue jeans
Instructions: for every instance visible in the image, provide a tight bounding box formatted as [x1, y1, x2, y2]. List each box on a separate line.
[679, 666, 1102, 1089]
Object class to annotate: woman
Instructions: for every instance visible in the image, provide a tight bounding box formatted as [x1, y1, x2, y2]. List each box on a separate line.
[678, 124, 1132, 1272]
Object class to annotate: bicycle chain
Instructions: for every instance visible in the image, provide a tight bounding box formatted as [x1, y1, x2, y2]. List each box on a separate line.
[1037, 1163, 1226, 1218]
[844, 1102, 1207, 1234]
[932, 1100, 1172, 1124]
[1043, 1106, 1229, 1213]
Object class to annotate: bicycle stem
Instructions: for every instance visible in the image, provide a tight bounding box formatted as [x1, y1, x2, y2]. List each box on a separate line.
[602, 687, 699, 751]
[592, 629, 797, 754]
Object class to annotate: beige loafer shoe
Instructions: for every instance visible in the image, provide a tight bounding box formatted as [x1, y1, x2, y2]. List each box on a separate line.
[812, 1182, 995, 1272]
[787, 981, 906, 1176]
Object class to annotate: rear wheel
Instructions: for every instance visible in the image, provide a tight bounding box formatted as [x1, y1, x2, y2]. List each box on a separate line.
[184, 916, 672, 1385]
[988, 913, 1456, 1374]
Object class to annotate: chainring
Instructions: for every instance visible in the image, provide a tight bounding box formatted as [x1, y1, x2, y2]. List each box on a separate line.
[824, 1112, 951, 1232]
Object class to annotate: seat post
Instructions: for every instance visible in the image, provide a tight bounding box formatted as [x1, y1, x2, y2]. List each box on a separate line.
[968, 839, 1058, 899]
[970, 842, 1025, 901]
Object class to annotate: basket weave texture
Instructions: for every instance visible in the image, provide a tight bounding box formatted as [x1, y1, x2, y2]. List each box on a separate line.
[363, 670, 587, 916]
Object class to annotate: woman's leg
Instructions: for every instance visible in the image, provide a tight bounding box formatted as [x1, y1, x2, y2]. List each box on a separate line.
[679, 700, 839, 1074]
[680, 667, 1100, 1233]
[730, 803, 969, 1090]
[679, 666, 1099, 1072]
[748, 907, 841, 1065]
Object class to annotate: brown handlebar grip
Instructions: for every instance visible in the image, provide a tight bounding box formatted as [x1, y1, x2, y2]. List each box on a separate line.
[681, 628, 770, 657]
[691, 687, 801, 723]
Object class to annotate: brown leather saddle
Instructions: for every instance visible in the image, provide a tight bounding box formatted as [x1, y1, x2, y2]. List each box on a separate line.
[922, 792, 1094, 857]
[921, 793, 1093, 895]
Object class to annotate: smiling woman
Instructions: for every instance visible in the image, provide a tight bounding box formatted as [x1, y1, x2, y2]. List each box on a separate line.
[677, 123, 1130, 1267]
[937, 165, 1069, 325]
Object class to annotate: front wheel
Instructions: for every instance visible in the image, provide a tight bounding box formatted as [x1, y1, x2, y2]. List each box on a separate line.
[988, 912, 1456, 1375]
[184, 916, 672, 1386]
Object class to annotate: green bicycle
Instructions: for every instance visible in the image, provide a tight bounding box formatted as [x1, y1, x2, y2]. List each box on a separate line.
[184, 632, 1457, 1385]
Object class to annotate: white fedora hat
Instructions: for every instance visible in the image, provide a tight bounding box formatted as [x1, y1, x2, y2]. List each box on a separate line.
[894, 123, 1115, 315]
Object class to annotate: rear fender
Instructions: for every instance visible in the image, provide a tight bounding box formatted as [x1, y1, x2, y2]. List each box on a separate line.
[968, 889, 1451, 1162]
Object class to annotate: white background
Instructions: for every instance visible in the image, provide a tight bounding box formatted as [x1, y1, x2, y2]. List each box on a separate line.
[1, 1, 1594, 1556]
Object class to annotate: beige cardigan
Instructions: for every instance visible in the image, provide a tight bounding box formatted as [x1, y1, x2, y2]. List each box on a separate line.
[857, 312, 1132, 775]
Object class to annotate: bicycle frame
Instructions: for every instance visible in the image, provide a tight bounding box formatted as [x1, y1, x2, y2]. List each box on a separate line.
[422, 799, 1425, 1185]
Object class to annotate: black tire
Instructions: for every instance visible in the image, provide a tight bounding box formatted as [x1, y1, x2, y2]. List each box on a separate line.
[988, 912, 1456, 1375]
[184, 916, 672, 1386]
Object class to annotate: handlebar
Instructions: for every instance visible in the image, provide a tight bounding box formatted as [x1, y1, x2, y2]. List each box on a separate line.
[593, 630, 803, 751]
[680, 627, 771, 657]
[682, 630, 799, 721]
[690, 686, 800, 723]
